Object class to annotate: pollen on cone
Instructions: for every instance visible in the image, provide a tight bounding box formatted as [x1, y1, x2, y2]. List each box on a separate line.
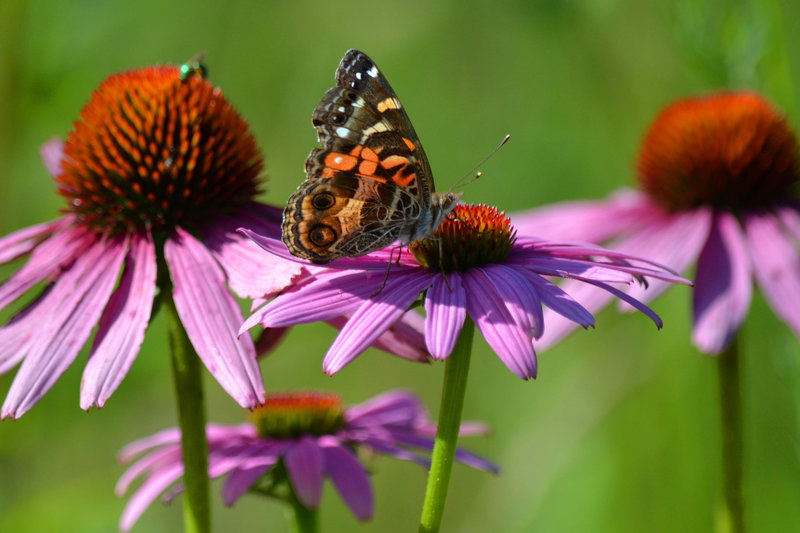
[56, 66, 263, 233]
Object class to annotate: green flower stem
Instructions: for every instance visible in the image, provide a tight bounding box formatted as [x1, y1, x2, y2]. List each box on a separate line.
[289, 492, 319, 533]
[419, 316, 475, 533]
[716, 338, 744, 533]
[159, 255, 211, 533]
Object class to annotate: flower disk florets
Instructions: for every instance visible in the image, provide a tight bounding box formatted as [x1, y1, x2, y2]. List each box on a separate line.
[637, 92, 800, 212]
[249, 392, 346, 439]
[410, 203, 516, 273]
[56, 66, 262, 234]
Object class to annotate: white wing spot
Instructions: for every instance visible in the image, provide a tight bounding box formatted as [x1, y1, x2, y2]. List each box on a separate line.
[355, 72, 362, 80]
[367, 65, 379, 78]
[336, 127, 350, 137]
[337, 106, 346, 112]
[333, 156, 343, 164]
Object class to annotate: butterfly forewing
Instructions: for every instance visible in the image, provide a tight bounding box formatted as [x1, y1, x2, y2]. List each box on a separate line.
[282, 49, 454, 264]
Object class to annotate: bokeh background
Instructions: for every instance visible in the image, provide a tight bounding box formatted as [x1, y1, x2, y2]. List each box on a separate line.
[1, 0, 800, 531]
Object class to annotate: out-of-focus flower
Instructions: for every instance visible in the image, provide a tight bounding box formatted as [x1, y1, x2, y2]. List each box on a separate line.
[117, 390, 497, 529]
[513, 91, 800, 353]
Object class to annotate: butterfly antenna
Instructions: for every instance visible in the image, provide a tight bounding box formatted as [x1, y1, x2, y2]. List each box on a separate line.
[449, 134, 510, 192]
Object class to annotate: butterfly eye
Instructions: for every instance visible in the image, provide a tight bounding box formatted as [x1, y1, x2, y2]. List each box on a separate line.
[312, 193, 335, 210]
[329, 112, 347, 125]
[309, 224, 336, 246]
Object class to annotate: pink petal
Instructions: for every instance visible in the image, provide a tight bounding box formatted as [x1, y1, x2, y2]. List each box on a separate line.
[511, 189, 658, 242]
[613, 208, 710, 306]
[692, 212, 752, 354]
[327, 310, 429, 362]
[464, 269, 537, 379]
[39, 137, 65, 177]
[0, 222, 95, 311]
[0, 217, 67, 264]
[319, 436, 374, 521]
[481, 265, 544, 338]
[117, 428, 182, 463]
[117, 442, 183, 495]
[284, 436, 325, 509]
[345, 390, 426, 428]
[81, 233, 157, 409]
[165, 227, 264, 408]
[119, 461, 184, 531]
[532, 280, 610, 351]
[204, 205, 302, 299]
[424, 274, 467, 360]
[2, 236, 128, 419]
[322, 272, 433, 375]
[222, 463, 275, 505]
[525, 274, 596, 329]
[744, 211, 800, 338]
[241, 269, 382, 333]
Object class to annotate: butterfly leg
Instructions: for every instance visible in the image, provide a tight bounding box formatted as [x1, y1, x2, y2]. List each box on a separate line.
[371, 247, 398, 298]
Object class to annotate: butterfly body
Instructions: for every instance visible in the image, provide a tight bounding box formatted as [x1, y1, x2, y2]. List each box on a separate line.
[282, 49, 460, 264]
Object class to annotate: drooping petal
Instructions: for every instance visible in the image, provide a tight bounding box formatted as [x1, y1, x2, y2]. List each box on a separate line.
[692, 212, 752, 354]
[2, 235, 128, 419]
[241, 269, 385, 332]
[326, 310, 429, 362]
[284, 436, 325, 509]
[0, 221, 95, 311]
[480, 264, 544, 338]
[511, 189, 659, 242]
[204, 204, 302, 299]
[524, 273, 596, 328]
[531, 280, 610, 351]
[322, 271, 433, 375]
[464, 269, 537, 379]
[613, 207, 710, 306]
[222, 462, 276, 505]
[0, 218, 67, 265]
[165, 227, 264, 407]
[119, 461, 184, 531]
[744, 211, 800, 338]
[81, 233, 156, 409]
[424, 274, 467, 360]
[117, 441, 183, 495]
[345, 389, 426, 428]
[117, 428, 182, 463]
[387, 431, 500, 474]
[319, 436, 374, 521]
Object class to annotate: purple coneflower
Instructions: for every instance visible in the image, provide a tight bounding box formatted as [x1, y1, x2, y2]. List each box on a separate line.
[0, 65, 303, 418]
[513, 91, 800, 354]
[116, 389, 496, 530]
[241, 203, 689, 379]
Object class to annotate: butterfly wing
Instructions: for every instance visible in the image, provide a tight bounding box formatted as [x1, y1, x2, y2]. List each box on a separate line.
[283, 49, 436, 263]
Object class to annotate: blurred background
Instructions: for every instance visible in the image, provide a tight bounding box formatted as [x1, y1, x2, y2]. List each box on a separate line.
[1, 0, 799, 531]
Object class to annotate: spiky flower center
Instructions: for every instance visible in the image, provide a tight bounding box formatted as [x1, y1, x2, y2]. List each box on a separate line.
[637, 92, 800, 211]
[56, 65, 263, 234]
[410, 203, 516, 273]
[249, 392, 345, 439]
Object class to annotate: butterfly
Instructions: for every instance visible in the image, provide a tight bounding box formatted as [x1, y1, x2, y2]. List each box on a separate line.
[281, 49, 461, 264]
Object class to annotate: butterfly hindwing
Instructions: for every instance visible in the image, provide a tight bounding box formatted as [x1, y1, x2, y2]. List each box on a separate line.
[282, 49, 458, 264]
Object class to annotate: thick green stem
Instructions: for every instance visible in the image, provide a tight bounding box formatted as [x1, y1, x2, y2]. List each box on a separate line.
[159, 255, 211, 533]
[716, 338, 744, 533]
[289, 492, 319, 533]
[418, 316, 474, 533]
